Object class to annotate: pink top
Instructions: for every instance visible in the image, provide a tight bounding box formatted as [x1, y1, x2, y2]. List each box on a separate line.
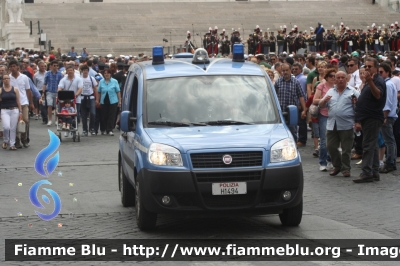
[316, 82, 332, 117]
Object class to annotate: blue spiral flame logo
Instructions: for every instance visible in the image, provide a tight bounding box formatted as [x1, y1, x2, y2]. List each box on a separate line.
[30, 130, 62, 221]
[34, 130, 60, 177]
[29, 180, 62, 221]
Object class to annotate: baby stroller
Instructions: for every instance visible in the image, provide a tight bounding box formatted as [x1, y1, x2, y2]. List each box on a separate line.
[55, 90, 80, 142]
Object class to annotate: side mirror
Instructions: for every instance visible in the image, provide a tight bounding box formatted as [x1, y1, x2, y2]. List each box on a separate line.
[282, 105, 298, 126]
[120, 111, 137, 132]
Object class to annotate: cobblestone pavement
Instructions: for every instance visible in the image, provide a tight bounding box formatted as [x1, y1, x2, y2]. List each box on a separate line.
[1, 120, 399, 266]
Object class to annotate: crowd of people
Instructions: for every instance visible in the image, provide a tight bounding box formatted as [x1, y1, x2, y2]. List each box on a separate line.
[262, 47, 400, 182]
[0, 45, 139, 150]
[190, 21, 400, 57]
[0, 21, 400, 183]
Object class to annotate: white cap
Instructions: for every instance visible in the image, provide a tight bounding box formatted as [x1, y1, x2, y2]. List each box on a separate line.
[256, 25, 260, 29]
[124, 56, 129, 60]
[120, 55, 125, 58]
[107, 54, 113, 58]
[187, 31, 190, 34]
[214, 26, 218, 30]
[294, 25, 298, 28]
[283, 25, 287, 28]
[282, 51, 287, 55]
[209, 27, 212, 31]
[341, 22, 344, 25]
[289, 54, 294, 57]
[222, 29, 225, 32]
[109, 59, 114, 62]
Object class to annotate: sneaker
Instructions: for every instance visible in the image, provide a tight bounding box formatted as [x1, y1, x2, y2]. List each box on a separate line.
[326, 162, 334, 170]
[22, 141, 30, 148]
[379, 161, 384, 171]
[90, 130, 96, 136]
[312, 149, 319, 158]
[15, 142, 22, 149]
[319, 165, 327, 171]
[47, 121, 52, 126]
[64, 132, 69, 137]
[83, 131, 88, 137]
[35, 115, 39, 120]
[379, 164, 396, 174]
[356, 159, 362, 165]
[109, 131, 114, 136]
[101, 131, 106, 135]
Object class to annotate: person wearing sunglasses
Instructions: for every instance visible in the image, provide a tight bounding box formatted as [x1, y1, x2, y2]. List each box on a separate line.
[378, 63, 398, 174]
[353, 57, 387, 183]
[313, 68, 336, 172]
[346, 58, 362, 91]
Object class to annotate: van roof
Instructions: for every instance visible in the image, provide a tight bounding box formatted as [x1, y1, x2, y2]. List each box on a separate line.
[131, 58, 266, 80]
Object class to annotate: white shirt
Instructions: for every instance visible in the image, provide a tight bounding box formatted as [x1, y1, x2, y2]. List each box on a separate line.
[348, 69, 362, 91]
[58, 76, 83, 104]
[10, 72, 30, 105]
[80, 75, 97, 99]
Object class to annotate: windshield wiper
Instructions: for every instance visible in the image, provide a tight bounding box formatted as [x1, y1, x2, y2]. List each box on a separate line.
[200, 120, 254, 125]
[148, 121, 207, 127]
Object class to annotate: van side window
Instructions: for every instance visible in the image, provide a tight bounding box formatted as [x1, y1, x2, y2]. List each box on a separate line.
[130, 76, 139, 117]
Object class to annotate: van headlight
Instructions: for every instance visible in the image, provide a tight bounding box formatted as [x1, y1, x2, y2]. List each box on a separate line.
[148, 143, 183, 166]
[270, 138, 298, 163]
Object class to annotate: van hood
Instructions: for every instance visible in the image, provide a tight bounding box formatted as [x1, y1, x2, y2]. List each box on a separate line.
[144, 124, 289, 153]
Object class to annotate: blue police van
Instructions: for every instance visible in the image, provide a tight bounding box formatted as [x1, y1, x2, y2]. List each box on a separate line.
[118, 45, 303, 230]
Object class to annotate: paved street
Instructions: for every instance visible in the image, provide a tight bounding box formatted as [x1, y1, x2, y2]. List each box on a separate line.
[1, 118, 399, 266]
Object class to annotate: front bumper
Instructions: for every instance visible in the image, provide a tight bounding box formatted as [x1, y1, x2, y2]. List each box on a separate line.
[139, 164, 303, 214]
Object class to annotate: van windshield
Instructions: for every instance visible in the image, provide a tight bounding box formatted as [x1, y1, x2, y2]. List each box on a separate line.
[146, 76, 278, 126]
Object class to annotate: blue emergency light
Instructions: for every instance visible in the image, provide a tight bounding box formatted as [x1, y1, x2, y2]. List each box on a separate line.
[152, 46, 164, 65]
[232, 44, 245, 62]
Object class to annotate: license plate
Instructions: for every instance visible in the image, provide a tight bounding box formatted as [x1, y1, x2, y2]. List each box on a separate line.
[212, 182, 247, 195]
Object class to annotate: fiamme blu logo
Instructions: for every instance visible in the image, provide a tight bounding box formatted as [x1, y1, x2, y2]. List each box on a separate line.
[29, 130, 62, 221]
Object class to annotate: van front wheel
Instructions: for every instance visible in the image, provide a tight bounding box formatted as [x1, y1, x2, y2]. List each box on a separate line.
[135, 180, 157, 230]
[279, 200, 303, 226]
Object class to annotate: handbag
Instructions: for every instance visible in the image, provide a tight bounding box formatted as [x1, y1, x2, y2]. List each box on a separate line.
[18, 120, 26, 133]
[309, 104, 319, 118]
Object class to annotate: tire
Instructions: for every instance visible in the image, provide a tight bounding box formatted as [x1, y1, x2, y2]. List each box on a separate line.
[135, 179, 157, 230]
[279, 199, 303, 226]
[119, 154, 135, 207]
